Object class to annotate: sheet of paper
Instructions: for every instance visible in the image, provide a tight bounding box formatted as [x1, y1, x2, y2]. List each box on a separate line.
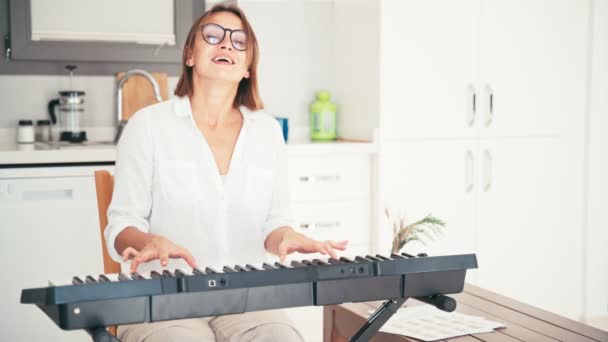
[369, 305, 506, 341]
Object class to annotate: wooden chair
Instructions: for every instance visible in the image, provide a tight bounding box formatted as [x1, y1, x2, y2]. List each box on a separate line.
[94, 170, 120, 336]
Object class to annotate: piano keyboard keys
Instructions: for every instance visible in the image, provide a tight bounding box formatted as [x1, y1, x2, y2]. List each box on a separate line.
[234, 265, 247, 272]
[45, 253, 438, 289]
[174, 269, 191, 277]
[84, 275, 97, 284]
[131, 272, 145, 280]
[339, 257, 354, 263]
[205, 267, 218, 274]
[118, 273, 131, 281]
[246, 264, 260, 271]
[312, 259, 328, 265]
[262, 263, 276, 270]
[355, 256, 372, 263]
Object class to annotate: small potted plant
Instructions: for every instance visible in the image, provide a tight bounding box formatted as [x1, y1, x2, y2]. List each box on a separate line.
[385, 209, 446, 254]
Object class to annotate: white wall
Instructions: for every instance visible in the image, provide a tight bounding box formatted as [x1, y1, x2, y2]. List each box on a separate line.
[239, 0, 335, 128]
[585, 0, 608, 325]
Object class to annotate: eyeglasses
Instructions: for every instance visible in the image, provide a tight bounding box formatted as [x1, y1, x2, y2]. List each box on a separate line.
[200, 23, 247, 51]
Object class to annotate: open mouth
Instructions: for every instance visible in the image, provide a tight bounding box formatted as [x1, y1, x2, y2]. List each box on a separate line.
[212, 55, 234, 65]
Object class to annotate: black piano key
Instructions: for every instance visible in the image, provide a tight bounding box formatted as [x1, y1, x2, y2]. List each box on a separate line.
[150, 271, 162, 279]
[205, 267, 218, 274]
[365, 255, 382, 262]
[246, 264, 260, 271]
[355, 256, 372, 263]
[223, 266, 236, 273]
[339, 257, 354, 263]
[290, 261, 306, 268]
[375, 254, 390, 260]
[162, 270, 174, 278]
[85, 275, 97, 284]
[234, 265, 248, 272]
[401, 252, 415, 258]
[118, 273, 131, 281]
[274, 262, 289, 268]
[313, 259, 328, 265]
[98, 274, 110, 283]
[301, 260, 315, 266]
[262, 263, 276, 270]
[390, 253, 406, 259]
[328, 258, 343, 264]
[72, 276, 84, 285]
[192, 267, 204, 275]
[131, 272, 144, 280]
[174, 269, 188, 277]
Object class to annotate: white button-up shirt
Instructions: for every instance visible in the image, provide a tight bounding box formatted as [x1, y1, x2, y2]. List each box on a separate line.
[105, 96, 293, 273]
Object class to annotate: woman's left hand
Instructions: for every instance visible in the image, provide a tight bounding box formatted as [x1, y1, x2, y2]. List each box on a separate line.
[276, 229, 348, 262]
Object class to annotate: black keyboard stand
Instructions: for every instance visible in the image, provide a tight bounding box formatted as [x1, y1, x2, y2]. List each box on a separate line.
[87, 327, 121, 342]
[349, 294, 457, 342]
[349, 297, 407, 342]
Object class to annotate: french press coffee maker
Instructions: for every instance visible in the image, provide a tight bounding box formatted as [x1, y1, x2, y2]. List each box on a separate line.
[47, 65, 87, 143]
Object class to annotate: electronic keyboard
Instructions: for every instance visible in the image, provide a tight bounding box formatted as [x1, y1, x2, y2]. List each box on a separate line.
[21, 252, 478, 342]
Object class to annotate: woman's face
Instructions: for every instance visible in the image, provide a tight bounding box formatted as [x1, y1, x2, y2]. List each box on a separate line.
[188, 12, 250, 84]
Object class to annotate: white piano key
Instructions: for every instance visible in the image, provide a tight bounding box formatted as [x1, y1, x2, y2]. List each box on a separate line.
[48, 279, 74, 287]
[104, 273, 121, 282]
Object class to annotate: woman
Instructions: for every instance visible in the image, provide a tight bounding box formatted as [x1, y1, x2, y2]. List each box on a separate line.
[104, 4, 347, 342]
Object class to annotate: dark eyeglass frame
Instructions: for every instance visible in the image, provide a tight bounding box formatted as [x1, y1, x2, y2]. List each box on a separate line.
[200, 23, 247, 51]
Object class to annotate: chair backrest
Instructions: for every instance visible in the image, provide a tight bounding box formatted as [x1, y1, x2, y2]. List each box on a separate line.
[94, 170, 121, 274]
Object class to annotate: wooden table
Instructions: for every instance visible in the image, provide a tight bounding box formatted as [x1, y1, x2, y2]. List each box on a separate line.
[323, 284, 608, 342]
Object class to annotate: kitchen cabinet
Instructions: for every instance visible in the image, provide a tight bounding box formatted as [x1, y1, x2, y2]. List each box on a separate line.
[0, 165, 114, 341]
[0, 0, 204, 75]
[380, 0, 588, 140]
[377, 0, 590, 320]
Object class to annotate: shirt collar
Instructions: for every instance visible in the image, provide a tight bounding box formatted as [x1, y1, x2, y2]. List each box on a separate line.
[172, 96, 253, 122]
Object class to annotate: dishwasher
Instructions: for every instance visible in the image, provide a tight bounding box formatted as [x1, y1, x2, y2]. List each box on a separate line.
[0, 164, 114, 341]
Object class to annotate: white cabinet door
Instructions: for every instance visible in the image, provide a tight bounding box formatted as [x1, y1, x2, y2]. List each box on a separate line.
[378, 141, 479, 282]
[0, 174, 104, 341]
[380, 0, 481, 140]
[479, 0, 590, 137]
[476, 138, 584, 319]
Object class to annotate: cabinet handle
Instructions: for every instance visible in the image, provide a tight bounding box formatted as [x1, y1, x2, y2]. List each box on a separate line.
[22, 189, 73, 201]
[485, 84, 494, 127]
[465, 150, 474, 192]
[298, 175, 341, 183]
[467, 84, 476, 127]
[299, 221, 341, 231]
[483, 149, 493, 192]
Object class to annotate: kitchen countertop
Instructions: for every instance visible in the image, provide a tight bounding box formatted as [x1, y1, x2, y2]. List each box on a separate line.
[0, 140, 378, 166]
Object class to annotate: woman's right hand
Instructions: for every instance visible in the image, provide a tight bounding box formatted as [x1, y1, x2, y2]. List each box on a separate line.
[120, 235, 198, 273]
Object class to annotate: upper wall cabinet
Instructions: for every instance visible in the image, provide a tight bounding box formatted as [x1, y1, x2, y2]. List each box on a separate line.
[0, 0, 205, 75]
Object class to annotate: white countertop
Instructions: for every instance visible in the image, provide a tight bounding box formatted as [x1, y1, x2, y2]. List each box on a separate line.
[0, 125, 377, 166]
[0, 140, 377, 165]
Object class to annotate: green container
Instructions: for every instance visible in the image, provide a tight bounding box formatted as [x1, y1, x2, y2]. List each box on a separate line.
[310, 90, 337, 141]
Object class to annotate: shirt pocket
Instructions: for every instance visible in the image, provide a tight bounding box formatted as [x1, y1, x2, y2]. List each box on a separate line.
[244, 166, 275, 225]
[158, 160, 202, 204]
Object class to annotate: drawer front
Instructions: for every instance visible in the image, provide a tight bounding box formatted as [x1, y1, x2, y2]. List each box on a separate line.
[292, 200, 370, 245]
[288, 156, 370, 201]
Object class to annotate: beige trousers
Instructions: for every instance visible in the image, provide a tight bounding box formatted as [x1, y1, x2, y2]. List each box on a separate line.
[117, 309, 304, 342]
